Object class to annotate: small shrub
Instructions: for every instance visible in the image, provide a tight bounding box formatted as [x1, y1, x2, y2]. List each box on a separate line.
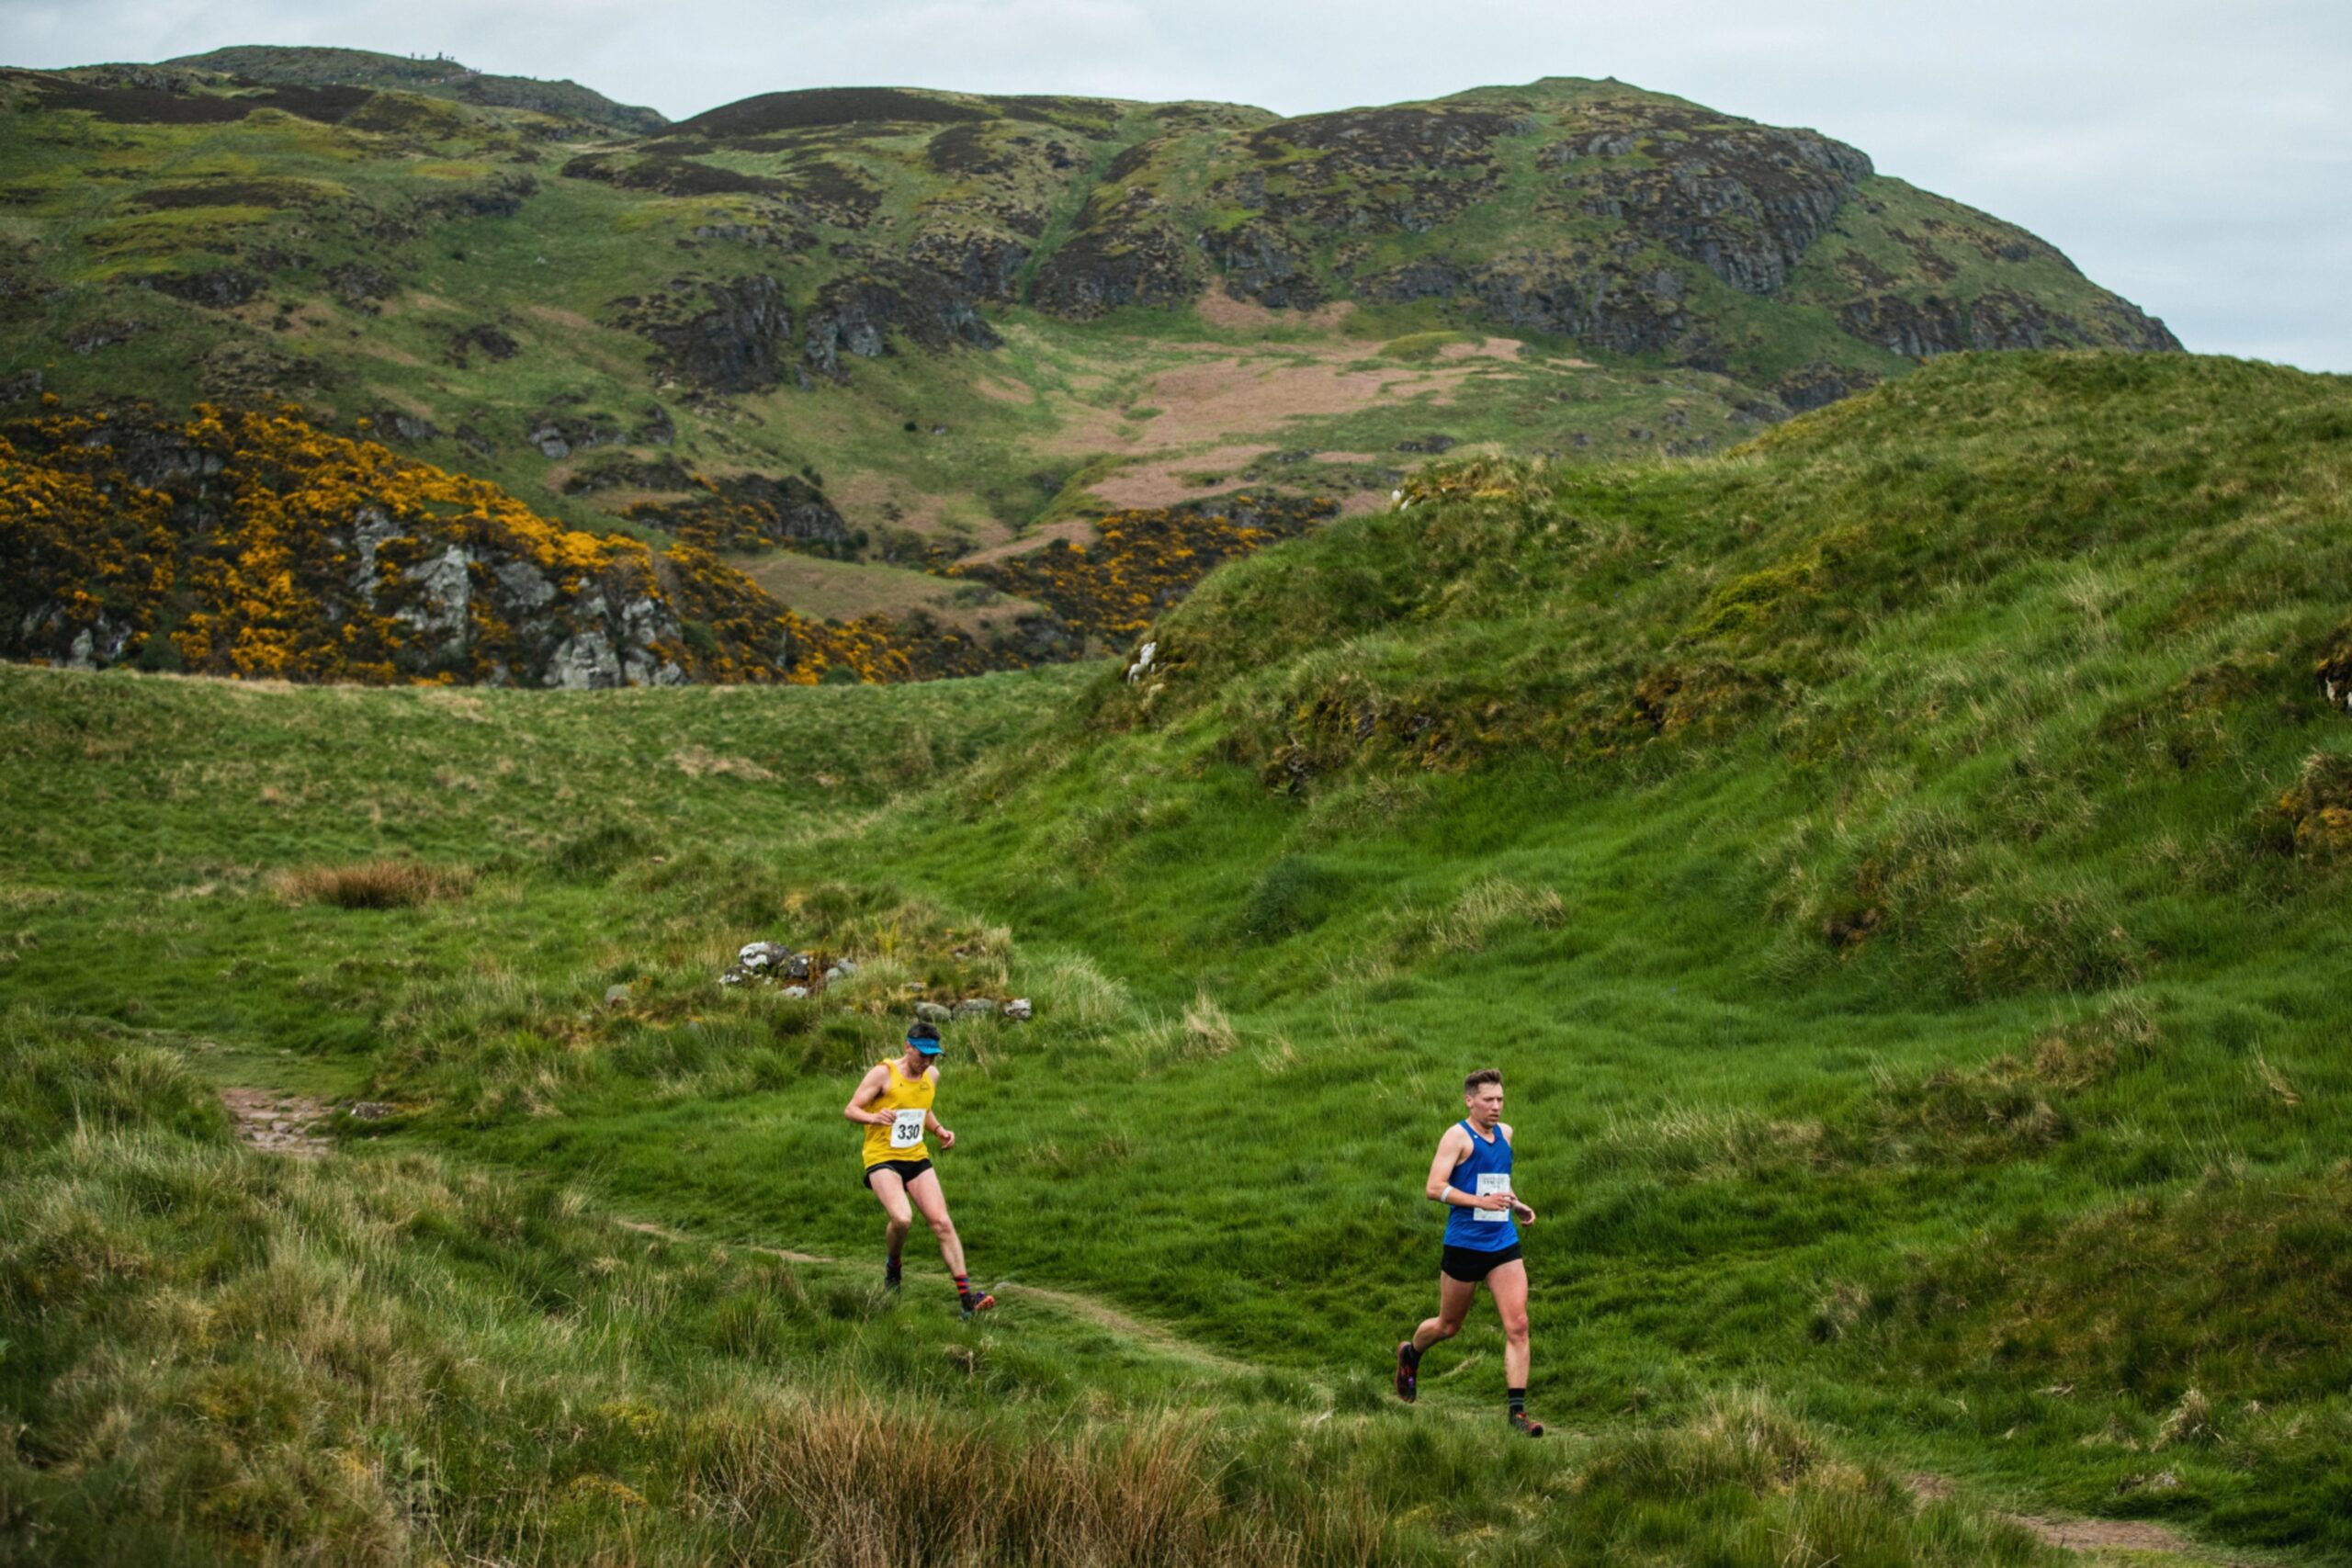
[269, 859, 470, 909]
[550, 821, 652, 881]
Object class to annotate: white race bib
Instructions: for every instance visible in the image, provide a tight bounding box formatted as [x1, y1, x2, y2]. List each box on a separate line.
[889, 1109, 927, 1150]
[1475, 1171, 1511, 1222]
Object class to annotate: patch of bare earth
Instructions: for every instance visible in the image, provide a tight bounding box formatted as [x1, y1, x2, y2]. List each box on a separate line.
[1090, 444, 1276, 508]
[973, 374, 1035, 404]
[1194, 289, 1356, 333]
[1906, 1476, 2199, 1559]
[956, 517, 1097, 566]
[223, 1089, 332, 1158]
[829, 471, 1014, 551]
[729, 551, 1045, 636]
[2009, 1517, 2198, 1555]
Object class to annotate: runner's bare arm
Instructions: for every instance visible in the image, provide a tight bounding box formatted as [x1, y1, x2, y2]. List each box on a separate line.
[842, 1064, 893, 1125]
[1424, 1125, 1507, 1208]
[924, 1109, 955, 1149]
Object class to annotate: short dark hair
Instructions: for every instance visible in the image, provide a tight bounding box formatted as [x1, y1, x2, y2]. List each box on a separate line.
[908, 1021, 941, 1043]
[1463, 1068, 1502, 1094]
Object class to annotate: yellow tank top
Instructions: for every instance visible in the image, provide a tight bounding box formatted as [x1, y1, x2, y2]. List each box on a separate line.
[860, 1058, 935, 1167]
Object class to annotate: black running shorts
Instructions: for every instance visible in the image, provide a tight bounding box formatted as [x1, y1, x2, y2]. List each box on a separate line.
[862, 1156, 933, 1190]
[1440, 1241, 1523, 1283]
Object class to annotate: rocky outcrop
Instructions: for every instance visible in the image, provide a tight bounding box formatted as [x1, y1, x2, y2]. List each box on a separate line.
[802, 261, 1000, 382]
[1204, 223, 1325, 309]
[1459, 254, 1694, 358]
[1549, 120, 1871, 298]
[140, 267, 266, 310]
[610, 274, 795, 393]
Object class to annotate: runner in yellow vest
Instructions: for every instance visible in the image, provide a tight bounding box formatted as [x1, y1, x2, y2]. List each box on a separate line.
[843, 1020, 995, 1315]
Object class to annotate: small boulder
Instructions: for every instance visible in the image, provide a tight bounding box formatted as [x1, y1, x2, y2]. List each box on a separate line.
[915, 1001, 953, 1024]
[1003, 998, 1033, 1021]
[782, 985, 809, 999]
[951, 998, 995, 1021]
[834, 958, 860, 977]
[604, 983, 631, 1009]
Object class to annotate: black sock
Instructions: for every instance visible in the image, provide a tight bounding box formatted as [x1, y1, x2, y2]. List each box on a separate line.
[1400, 1341, 1423, 1368]
[1508, 1387, 1527, 1416]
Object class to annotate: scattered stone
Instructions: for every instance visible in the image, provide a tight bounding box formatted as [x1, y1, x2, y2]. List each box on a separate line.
[915, 1001, 953, 1024]
[782, 985, 809, 999]
[1003, 998, 1033, 1021]
[1126, 639, 1159, 682]
[604, 983, 631, 1008]
[347, 1101, 395, 1121]
[951, 998, 995, 1021]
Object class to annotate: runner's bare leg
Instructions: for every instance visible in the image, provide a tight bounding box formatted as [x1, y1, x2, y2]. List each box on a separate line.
[1487, 1259, 1532, 1389]
[868, 1168, 914, 1268]
[904, 1167, 967, 1277]
[1412, 1272, 1478, 1355]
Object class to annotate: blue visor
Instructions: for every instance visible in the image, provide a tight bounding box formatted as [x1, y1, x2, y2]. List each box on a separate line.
[910, 1038, 942, 1055]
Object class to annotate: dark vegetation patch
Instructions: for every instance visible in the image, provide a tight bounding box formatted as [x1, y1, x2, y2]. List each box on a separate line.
[562, 152, 783, 198]
[239, 82, 377, 123]
[29, 73, 250, 125]
[671, 87, 984, 140]
[129, 179, 320, 211]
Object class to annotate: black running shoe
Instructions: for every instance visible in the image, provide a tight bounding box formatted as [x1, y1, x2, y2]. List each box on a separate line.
[1394, 1342, 1419, 1403]
[885, 1260, 902, 1292]
[960, 1292, 996, 1319]
[1510, 1411, 1545, 1438]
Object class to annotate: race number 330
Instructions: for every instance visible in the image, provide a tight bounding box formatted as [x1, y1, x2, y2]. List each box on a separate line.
[889, 1109, 927, 1150]
[1475, 1171, 1511, 1222]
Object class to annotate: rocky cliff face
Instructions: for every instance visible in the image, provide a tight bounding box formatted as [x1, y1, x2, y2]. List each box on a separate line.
[0, 405, 927, 687]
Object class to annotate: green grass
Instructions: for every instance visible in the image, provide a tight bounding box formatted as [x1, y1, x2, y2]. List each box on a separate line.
[7, 351, 2350, 1562]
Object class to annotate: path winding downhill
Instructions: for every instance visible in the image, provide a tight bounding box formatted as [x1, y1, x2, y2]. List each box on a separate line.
[226, 1089, 2231, 1562]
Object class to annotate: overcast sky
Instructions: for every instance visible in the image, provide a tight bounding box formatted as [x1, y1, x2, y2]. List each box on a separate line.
[6, 0, 2347, 372]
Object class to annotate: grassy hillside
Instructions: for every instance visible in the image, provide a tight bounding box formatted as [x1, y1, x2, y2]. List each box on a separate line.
[163, 45, 668, 134]
[0, 59, 2177, 651]
[6, 351, 2348, 1562]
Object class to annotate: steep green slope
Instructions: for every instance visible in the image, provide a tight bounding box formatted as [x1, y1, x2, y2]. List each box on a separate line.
[0, 61, 2180, 660]
[4, 351, 2347, 1559]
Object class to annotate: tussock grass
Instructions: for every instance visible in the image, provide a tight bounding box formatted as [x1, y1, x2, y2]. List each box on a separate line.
[268, 858, 472, 909]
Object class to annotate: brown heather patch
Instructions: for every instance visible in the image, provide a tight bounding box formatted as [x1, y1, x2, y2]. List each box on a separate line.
[268, 859, 471, 909]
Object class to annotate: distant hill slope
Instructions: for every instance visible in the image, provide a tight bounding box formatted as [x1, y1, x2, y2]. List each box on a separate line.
[164, 44, 668, 133]
[0, 61, 2181, 679]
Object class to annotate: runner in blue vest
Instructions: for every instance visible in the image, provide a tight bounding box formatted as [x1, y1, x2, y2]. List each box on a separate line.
[1393, 1066, 1543, 1435]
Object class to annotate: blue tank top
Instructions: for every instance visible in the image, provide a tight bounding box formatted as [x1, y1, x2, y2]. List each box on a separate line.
[1442, 1119, 1519, 1251]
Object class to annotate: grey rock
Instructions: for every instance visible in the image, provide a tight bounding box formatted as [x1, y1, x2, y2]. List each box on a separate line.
[347, 1100, 394, 1120]
[1003, 998, 1033, 1021]
[951, 998, 995, 1020]
[547, 631, 621, 690]
[604, 984, 631, 1008]
[782, 985, 809, 999]
[915, 1001, 953, 1024]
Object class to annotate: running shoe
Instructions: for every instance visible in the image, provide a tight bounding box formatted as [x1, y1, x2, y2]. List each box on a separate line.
[1509, 1411, 1545, 1438]
[960, 1292, 996, 1318]
[884, 1260, 901, 1292]
[1394, 1342, 1419, 1403]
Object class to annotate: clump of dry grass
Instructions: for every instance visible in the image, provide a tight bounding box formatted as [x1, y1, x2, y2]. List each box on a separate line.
[268, 859, 472, 909]
[705, 1395, 1307, 1568]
